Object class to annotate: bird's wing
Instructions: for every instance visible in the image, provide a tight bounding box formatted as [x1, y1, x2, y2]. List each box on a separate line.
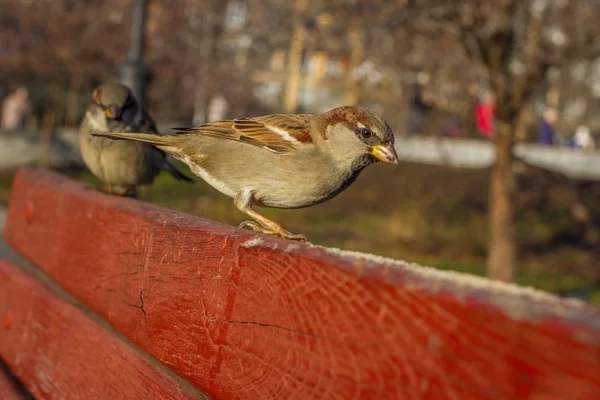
[173, 114, 313, 153]
[139, 109, 160, 134]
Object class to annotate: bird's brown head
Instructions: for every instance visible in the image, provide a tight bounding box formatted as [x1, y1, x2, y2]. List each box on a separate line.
[91, 82, 137, 121]
[318, 106, 399, 168]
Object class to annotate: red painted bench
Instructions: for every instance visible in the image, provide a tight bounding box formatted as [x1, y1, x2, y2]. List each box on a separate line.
[1, 166, 600, 400]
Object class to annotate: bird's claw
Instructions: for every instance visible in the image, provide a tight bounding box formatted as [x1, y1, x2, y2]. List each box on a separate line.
[104, 185, 137, 198]
[239, 220, 261, 230]
[239, 221, 307, 242]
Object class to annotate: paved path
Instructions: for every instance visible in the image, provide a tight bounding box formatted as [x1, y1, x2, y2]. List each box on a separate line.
[0, 128, 82, 170]
[394, 136, 600, 180]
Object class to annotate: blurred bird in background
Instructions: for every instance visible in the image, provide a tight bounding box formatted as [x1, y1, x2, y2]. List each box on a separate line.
[79, 82, 192, 196]
[92, 106, 399, 241]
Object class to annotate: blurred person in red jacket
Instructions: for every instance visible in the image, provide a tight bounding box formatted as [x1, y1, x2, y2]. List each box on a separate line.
[475, 90, 495, 139]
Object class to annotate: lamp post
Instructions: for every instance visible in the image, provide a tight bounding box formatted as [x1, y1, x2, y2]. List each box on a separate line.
[120, 0, 151, 108]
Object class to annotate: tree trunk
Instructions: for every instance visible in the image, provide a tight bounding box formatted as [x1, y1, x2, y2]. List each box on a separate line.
[192, 0, 225, 125]
[65, 74, 82, 127]
[283, 0, 308, 113]
[487, 123, 516, 282]
[38, 85, 59, 168]
[38, 109, 56, 168]
[344, 25, 364, 106]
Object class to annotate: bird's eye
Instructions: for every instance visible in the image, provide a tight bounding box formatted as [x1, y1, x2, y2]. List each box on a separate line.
[360, 128, 373, 139]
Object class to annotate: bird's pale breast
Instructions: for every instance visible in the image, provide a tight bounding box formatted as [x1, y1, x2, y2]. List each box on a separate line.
[79, 112, 160, 187]
[177, 137, 355, 209]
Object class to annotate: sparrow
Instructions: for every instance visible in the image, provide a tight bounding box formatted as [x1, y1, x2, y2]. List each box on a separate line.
[92, 106, 399, 241]
[79, 82, 192, 196]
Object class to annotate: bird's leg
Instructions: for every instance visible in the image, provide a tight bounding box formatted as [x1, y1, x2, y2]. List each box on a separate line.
[107, 185, 137, 198]
[234, 191, 307, 242]
[103, 185, 114, 194]
[239, 210, 307, 242]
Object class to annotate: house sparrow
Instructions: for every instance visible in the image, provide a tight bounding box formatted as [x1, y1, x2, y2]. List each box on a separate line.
[92, 106, 399, 241]
[79, 82, 192, 196]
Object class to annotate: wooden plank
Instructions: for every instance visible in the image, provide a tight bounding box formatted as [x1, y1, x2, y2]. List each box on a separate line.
[0, 260, 204, 400]
[0, 363, 28, 400]
[5, 166, 600, 400]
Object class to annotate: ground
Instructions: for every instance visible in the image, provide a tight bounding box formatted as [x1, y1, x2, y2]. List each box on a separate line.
[0, 163, 599, 303]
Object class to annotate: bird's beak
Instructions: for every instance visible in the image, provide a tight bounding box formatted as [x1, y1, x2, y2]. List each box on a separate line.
[105, 106, 120, 120]
[371, 144, 399, 165]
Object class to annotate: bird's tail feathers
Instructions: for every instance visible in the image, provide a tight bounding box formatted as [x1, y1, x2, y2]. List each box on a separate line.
[92, 131, 194, 183]
[92, 131, 185, 155]
[92, 131, 172, 146]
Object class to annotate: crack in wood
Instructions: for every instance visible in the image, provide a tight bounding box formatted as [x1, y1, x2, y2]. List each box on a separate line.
[139, 288, 147, 317]
[211, 318, 361, 343]
[112, 250, 143, 256]
[105, 288, 146, 316]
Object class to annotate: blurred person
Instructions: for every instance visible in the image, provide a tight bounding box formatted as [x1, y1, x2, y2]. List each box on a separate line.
[537, 107, 557, 146]
[573, 125, 595, 151]
[475, 90, 495, 139]
[1, 87, 31, 131]
[407, 80, 433, 136]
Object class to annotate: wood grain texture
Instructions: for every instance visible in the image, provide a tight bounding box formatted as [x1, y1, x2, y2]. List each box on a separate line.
[5, 167, 600, 400]
[0, 260, 203, 400]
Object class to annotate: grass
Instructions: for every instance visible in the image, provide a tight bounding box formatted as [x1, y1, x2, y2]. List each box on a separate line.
[0, 170, 15, 205]
[1, 162, 599, 304]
